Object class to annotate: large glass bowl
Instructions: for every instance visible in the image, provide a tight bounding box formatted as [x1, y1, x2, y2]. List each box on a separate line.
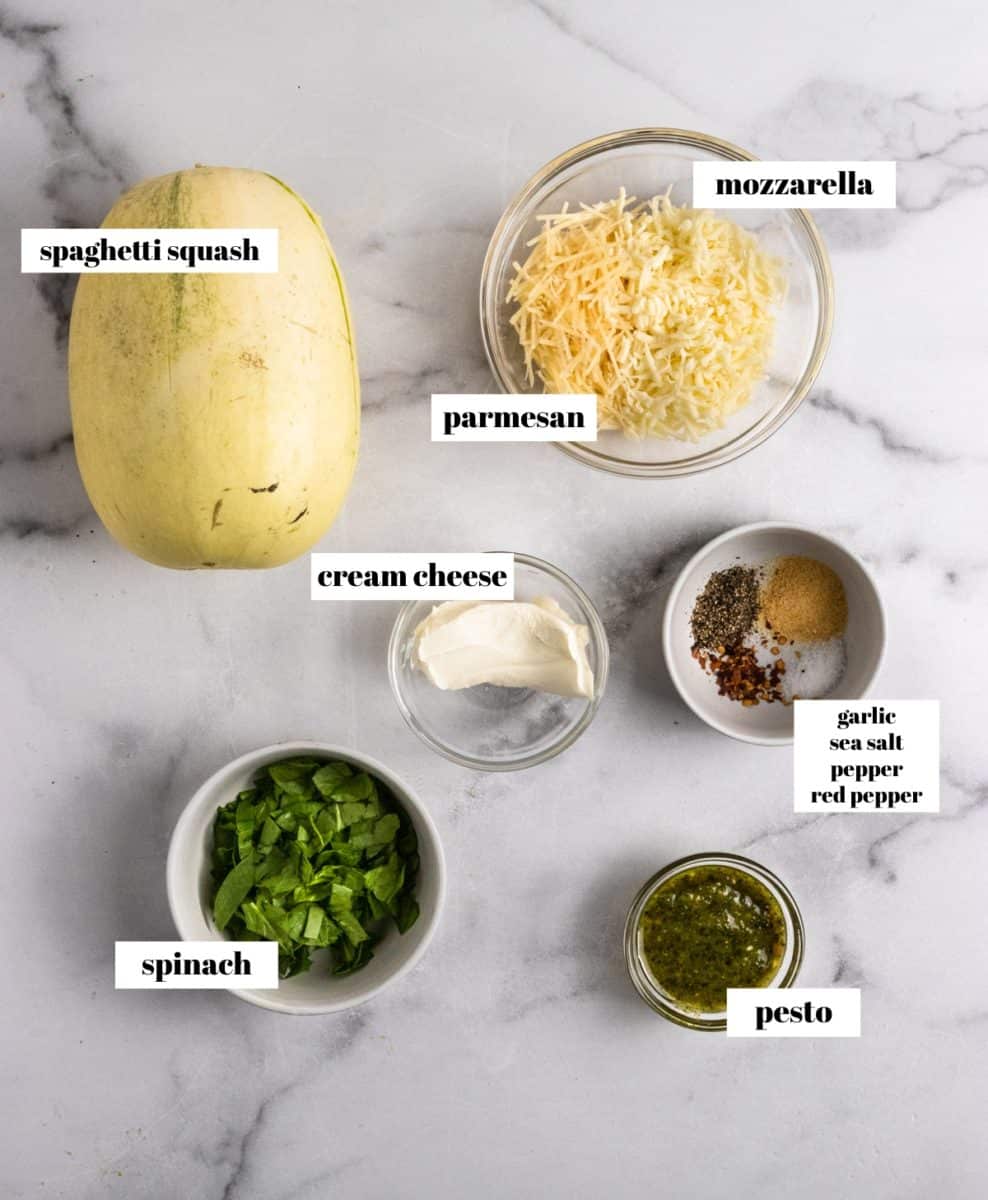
[388, 553, 608, 771]
[480, 129, 834, 477]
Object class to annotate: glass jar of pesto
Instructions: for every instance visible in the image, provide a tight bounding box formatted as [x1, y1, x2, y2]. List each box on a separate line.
[624, 852, 804, 1031]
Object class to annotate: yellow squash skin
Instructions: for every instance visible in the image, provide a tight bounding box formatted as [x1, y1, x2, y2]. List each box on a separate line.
[68, 166, 359, 568]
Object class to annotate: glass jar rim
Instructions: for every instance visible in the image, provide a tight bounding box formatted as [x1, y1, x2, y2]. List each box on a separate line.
[623, 851, 805, 1030]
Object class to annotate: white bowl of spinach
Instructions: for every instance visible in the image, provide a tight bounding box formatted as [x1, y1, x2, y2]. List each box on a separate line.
[167, 743, 446, 1013]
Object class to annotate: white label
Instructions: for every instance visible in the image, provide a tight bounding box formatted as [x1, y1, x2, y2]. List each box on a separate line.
[310, 553, 514, 600]
[693, 161, 896, 208]
[21, 228, 279, 272]
[114, 941, 279, 989]
[793, 700, 940, 814]
[431, 394, 597, 441]
[727, 988, 861, 1037]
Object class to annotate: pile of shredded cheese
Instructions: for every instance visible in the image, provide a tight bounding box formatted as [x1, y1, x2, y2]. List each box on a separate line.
[507, 190, 785, 441]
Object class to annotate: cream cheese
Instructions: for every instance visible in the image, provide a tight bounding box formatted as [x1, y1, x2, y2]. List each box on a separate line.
[410, 596, 594, 699]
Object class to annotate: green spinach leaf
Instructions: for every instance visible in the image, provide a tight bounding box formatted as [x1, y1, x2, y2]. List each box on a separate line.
[209, 756, 421, 978]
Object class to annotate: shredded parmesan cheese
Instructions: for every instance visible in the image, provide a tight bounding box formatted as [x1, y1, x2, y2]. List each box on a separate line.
[506, 190, 785, 441]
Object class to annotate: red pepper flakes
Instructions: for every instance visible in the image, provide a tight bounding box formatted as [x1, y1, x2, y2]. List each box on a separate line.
[691, 642, 786, 706]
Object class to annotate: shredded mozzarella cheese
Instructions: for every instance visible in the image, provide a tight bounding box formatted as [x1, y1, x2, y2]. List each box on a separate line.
[507, 190, 785, 441]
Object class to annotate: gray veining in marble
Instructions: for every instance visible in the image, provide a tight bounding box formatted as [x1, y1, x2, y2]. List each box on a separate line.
[2, 1, 986, 1197]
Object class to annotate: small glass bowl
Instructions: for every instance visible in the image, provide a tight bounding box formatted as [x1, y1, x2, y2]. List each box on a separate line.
[480, 128, 834, 478]
[388, 553, 608, 771]
[624, 852, 805, 1031]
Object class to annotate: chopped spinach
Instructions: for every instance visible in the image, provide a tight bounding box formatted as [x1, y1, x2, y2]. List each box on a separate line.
[210, 757, 420, 978]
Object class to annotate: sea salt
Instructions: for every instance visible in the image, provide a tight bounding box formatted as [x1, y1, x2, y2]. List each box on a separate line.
[779, 637, 847, 701]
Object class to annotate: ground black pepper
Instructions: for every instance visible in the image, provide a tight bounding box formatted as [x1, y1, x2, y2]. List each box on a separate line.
[690, 565, 760, 650]
[690, 564, 787, 705]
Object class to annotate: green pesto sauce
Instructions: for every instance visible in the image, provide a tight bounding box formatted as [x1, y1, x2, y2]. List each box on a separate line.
[638, 865, 786, 1013]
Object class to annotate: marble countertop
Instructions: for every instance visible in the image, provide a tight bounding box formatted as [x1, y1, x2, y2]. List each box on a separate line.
[2, 1, 986, 1197]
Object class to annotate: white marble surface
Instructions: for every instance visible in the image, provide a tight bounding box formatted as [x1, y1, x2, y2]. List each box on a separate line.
[2, 1, 986, 1196]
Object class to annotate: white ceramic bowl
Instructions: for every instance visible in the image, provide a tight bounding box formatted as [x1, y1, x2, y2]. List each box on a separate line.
[662, 524, 885, 745]
[166, 742, 446, 1014]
